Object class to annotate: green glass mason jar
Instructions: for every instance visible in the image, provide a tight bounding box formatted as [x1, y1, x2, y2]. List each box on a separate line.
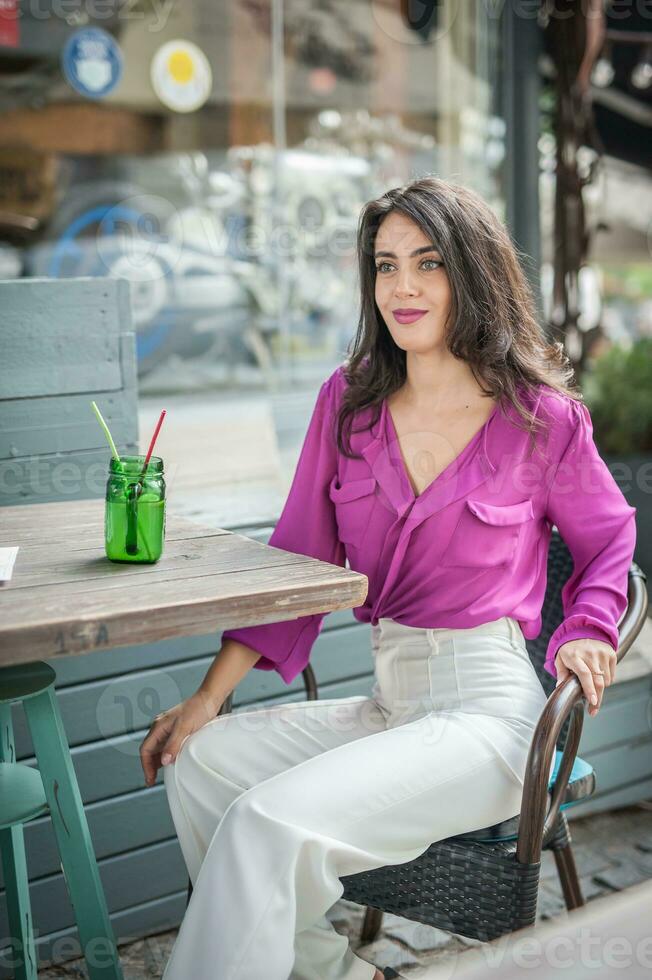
[105, 455, 166, 563]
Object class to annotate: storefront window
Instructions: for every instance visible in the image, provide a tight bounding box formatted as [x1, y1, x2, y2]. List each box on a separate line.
[0, 1, 507, 525]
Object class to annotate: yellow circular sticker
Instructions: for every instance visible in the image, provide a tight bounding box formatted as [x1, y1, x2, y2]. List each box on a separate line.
[151, 40, 212, 113]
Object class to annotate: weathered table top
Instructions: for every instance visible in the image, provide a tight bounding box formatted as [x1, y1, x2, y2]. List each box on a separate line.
[0, 500, 368, 667]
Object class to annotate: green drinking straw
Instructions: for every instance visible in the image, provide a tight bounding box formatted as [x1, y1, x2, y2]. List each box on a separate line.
[91, 400, 121, 461]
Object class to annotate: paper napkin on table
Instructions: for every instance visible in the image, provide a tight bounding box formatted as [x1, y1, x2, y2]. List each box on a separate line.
[0, 547, 19, 583]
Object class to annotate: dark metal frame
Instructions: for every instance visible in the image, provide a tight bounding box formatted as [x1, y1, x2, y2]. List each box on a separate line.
[503, 0, 543, 321]
[186, 531, 648, 944]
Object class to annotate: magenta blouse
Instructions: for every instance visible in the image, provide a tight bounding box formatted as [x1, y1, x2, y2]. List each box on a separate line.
[221, 365, 637, 684]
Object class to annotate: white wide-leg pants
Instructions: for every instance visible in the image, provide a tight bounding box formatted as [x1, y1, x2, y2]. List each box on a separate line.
[162, 615, 555, 980]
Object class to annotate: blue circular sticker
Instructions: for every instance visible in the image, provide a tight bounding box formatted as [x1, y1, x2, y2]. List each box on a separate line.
[62, 28, 123, 99]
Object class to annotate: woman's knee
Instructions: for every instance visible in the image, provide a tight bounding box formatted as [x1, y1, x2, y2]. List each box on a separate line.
[170, 720, 249, 814]
[176, 714, 230, 769]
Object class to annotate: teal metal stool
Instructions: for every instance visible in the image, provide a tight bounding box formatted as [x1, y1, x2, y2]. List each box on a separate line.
[0, 662, 124, 980]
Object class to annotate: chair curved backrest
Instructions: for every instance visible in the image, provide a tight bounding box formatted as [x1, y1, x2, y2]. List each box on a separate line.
[524, 529, 574, 693]
[525, 528, 648, 749]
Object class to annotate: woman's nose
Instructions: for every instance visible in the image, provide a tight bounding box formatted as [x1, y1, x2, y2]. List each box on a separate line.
[395, 285, 417, 299]
[395, 277, 418, 297]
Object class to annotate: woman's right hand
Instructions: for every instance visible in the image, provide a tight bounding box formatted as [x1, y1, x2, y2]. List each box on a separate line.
[139, 689, 223, 786]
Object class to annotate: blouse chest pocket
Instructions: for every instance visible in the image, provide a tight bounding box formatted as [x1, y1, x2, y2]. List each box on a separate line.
[442, 496, 535, 569]
[328, 474, 377, 547]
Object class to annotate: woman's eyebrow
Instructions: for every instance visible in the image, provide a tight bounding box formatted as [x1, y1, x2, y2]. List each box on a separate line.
[374, 245, 440, 258]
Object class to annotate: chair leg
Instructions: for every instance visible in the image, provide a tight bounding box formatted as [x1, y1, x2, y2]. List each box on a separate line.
[0, 825, 38, 980]
[552, 842, 585, 910]
[360, 906, 383, 944]
[22, 685, 124, 980]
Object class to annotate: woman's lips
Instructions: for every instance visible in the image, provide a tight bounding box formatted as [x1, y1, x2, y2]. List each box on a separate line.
[393, 310, 427, 324]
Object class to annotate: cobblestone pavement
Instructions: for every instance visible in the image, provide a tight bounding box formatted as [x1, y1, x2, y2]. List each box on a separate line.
[37, 801, 652, 978]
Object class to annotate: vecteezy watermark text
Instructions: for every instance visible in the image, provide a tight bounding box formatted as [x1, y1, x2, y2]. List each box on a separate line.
[0, 0, 175, 32]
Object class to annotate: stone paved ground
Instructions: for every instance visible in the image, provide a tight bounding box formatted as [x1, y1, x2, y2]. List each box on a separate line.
[38, 801, 652, 978]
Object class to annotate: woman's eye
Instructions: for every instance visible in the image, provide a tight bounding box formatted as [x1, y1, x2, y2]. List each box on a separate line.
[375, 259, 441, 273]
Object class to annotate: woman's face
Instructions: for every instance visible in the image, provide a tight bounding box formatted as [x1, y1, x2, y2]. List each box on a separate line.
[373, 211, 452, 353]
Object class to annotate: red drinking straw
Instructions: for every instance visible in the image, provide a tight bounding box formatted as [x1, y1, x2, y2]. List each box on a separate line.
[139, 409, 166, 484]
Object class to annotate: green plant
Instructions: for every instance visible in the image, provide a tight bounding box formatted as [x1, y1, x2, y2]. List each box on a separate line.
[582, 338, 652, 453]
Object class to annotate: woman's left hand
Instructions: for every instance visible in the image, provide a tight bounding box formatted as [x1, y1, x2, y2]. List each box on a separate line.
[554, 638, 617, 717]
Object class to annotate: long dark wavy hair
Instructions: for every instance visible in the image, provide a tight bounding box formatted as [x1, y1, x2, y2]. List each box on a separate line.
[334, 175, 581, 459]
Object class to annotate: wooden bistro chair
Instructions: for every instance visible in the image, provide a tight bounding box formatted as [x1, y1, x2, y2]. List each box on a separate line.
[187, 530, 648, 946]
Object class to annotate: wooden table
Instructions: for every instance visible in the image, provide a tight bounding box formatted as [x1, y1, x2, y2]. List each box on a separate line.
[0, 499, 369, 667]
[0, 499, 368, 977]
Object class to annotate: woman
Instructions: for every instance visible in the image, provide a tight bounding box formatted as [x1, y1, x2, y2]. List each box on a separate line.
[140, 176, 637, 980]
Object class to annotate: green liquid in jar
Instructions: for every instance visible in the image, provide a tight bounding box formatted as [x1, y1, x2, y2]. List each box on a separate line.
[104, 455, 166, 563]
[105, 496, 165, 562]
